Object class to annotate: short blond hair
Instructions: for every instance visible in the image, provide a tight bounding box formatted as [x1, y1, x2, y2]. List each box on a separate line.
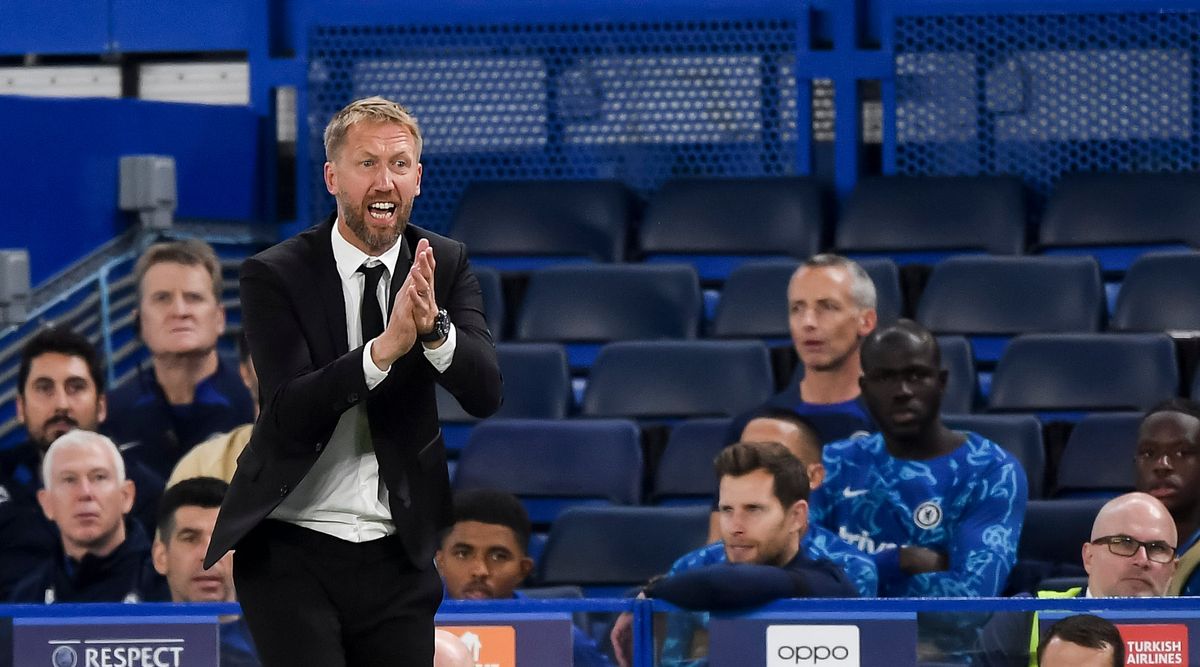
[134, 239, 223, 303]
[324, 96, 423, 162]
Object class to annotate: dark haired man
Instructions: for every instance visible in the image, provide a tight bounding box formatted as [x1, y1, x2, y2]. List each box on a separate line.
[1132, 398, 1200, 595]
[153, 477, 259, 666]
[1038, 614, 1124, 667]
[0, 326, 162, 598]
[436, 489, 610, 666]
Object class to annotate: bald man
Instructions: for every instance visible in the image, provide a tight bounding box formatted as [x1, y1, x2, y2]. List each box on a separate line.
[977, 492, 1177, 666]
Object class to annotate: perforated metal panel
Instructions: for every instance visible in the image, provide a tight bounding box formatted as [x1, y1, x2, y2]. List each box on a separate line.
[894, 10, 1200, 200]
[308, 19, 803, 234]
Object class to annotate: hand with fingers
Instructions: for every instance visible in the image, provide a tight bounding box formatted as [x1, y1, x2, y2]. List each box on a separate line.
[408, 238, 441, 345]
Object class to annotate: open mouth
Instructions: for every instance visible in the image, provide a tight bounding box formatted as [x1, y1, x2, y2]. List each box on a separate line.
[368, 202, 397, 219]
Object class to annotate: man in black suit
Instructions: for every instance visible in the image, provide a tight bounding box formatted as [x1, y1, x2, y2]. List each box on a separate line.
[204, 96, 502, 666]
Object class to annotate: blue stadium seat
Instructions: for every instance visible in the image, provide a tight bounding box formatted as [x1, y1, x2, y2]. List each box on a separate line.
[582, 341, 773, 419]
[1011, 497, 1108, 593]
[449, 180, 635, 269]
[437, 343, 571, 453]
[989, 334, 1179, 413]
[473, 264, 505, 339]
[943, 414, 1045, 499]
[653, 417, 733, 505]
[1054, 412, 1142, 498]
[538, 505, 711, 595]
[1039, 172, 1200, 274]
[936, 336, 977, 415]
[515, 264, 701, 369]
[638, 177, 824, 282]
[836, 175, 1027, 264]
[1111, 251, 1200, 332]
[916, 256, 1104, 364]
[711, 258, 903, 340]
[454, 419, 643, 525]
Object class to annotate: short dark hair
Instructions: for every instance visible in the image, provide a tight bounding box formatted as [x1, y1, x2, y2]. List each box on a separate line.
[713, 441, 810, 508]
[1037, 614, 1124, 667]
[861, 318, 941, 371]
[1144, 398, 1200, 426]
[157, 477, 228, 542]
[450, 489, 532, 554]
[746, 407, 824, 459]
[18, 326, 106, 395]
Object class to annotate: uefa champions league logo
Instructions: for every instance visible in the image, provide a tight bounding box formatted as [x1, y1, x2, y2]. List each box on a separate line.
[51, 645, 78, 667]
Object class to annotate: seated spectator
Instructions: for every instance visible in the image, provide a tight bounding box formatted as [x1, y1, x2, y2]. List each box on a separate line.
[152, 476, 259, 666]
[1131, 398, 1200, 595]
[435, 489, 611, 666]
[706, 410, 877, 596]
[1038, 615, 1124, 667]
[726, 255, 878, 446]
[811, 320, 1027, 598]
[0, 328, 164, 590]
[976, 492, 1176, 666]
[612, 441, 858, 667]
[106, 239, 254, 479]
[166, 332, 258, 487]
[9, 430, 163, 603]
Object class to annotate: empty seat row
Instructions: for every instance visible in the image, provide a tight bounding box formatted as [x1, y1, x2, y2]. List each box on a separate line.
[453, 172, 1200, 279]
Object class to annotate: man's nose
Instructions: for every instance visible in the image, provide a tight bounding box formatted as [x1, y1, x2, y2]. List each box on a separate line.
[371, 165, 395, 191]
[469, 557, 489, 577]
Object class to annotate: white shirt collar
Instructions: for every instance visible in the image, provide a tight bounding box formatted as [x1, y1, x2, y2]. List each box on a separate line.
[330, 218, 405, 281]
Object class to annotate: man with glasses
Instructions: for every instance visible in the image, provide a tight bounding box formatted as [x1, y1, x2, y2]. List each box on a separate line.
[977, 492, 1177, 666]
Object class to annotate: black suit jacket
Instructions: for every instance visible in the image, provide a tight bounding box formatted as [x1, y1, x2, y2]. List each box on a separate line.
[205, 216, 501, 569]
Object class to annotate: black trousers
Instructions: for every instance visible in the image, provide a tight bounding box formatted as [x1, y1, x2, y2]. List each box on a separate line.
[233, 520, 443, 667]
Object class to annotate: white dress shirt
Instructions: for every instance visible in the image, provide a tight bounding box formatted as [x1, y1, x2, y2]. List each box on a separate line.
[268, 221, 457, 542]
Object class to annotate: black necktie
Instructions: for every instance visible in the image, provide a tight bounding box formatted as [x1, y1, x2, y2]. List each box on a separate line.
[359, 263, 388, 342]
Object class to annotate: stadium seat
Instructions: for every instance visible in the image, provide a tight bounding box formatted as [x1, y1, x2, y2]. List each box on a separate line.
[936, 336, 977, 414]
[1111, 251, 1200, 332]
[449, 180, 635, 269]
[638, 177, 824, 282]
[436, 343, 571, 453]
[1010, 497, 1108, 594]
[943, 414, 1046, 499]
[454, 419, 643, 525]
[538, 505, 711, 595]
[836, 175, 1027, 263]
[1053, 412, 1142, 498]
[989, 334, 1179, 413]
[916, 256, 1104, 364]
[474, 265, 505, 339]
[1039, 172, 1200, 274]
[515, 264, 701, 369]
[582, 341, 773, 419]
[711, 258, 903, 340]
[653, 417, 734, 505]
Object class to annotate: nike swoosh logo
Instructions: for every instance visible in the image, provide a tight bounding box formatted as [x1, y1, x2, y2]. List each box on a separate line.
[842, 488, 869, 498]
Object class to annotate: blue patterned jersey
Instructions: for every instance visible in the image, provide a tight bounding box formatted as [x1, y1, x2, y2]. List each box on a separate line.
[810, 431, 1027, 598]
[659, 527, 872, 666]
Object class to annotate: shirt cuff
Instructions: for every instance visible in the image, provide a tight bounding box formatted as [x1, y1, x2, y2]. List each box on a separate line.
[422, 323, 457, 373]
[362, 339, 390, 389]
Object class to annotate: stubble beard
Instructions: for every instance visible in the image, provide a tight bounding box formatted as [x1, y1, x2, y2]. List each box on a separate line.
[340, 192, 412, 255]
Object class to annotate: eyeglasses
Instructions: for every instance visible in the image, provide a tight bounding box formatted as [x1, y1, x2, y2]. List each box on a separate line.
[1089, 535, 1177, 564]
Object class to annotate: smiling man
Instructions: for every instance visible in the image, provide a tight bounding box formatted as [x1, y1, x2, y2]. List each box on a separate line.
[810, 319, 1027, 598]
[105, 239, 255, 480]
[1132, 399, 1200, 595]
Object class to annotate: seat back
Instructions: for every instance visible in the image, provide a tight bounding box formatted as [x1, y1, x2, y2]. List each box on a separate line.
[1054, 412, 1142, 497]
[1112, 251, 1200, 332]
[474, 265, 505, 339]
[943, 414, 1045, 499]
[937, 336, 977, 415]
[437, 343, 571, 422]
[582, 341, 773, 419]
[653, 417, 734, 503]
[989, 334, 1178, 412]
[1040, 172, 1200, 248]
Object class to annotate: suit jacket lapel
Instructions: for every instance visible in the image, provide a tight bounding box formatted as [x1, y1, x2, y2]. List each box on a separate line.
[314, 214, 350, 357]
[388, 232, 413, 317]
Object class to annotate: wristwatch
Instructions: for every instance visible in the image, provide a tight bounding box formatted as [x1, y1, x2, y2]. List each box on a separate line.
[419, 308, 450, 343]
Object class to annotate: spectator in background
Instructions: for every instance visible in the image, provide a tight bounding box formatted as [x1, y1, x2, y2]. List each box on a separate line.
[153, 477, 259, 666]
[1037, 615, 1124, 667]
[727, 254, 877, 446]
[1132, 398, 1200, 595]
[166, 331, 258, 487]
[9, 430, 163, 603]
[811, 319, 1027, 598]
[612, 441, 858, 667]
[0, 326, 162, 599]
[706, 410, 878, 597]
[976, 492, 1176, 666]
[105, 239, 254, 480]
[436, 489, 611, 667]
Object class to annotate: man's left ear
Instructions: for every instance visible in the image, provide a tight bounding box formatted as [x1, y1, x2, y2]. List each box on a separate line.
[518, 556, 535, 582]
[790, 499, 809, 532]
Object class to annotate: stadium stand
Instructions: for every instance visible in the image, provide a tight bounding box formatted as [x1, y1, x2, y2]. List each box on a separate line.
[1009, 497, 1108, 594]
[942, 414, 1046, 500]
[651, 417, 733, 505]
[1052, 412, 1142, 498]
[936, 335, 977, 414]
[473, 264, 506, 340]
[1110, 251, 1200, 332]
